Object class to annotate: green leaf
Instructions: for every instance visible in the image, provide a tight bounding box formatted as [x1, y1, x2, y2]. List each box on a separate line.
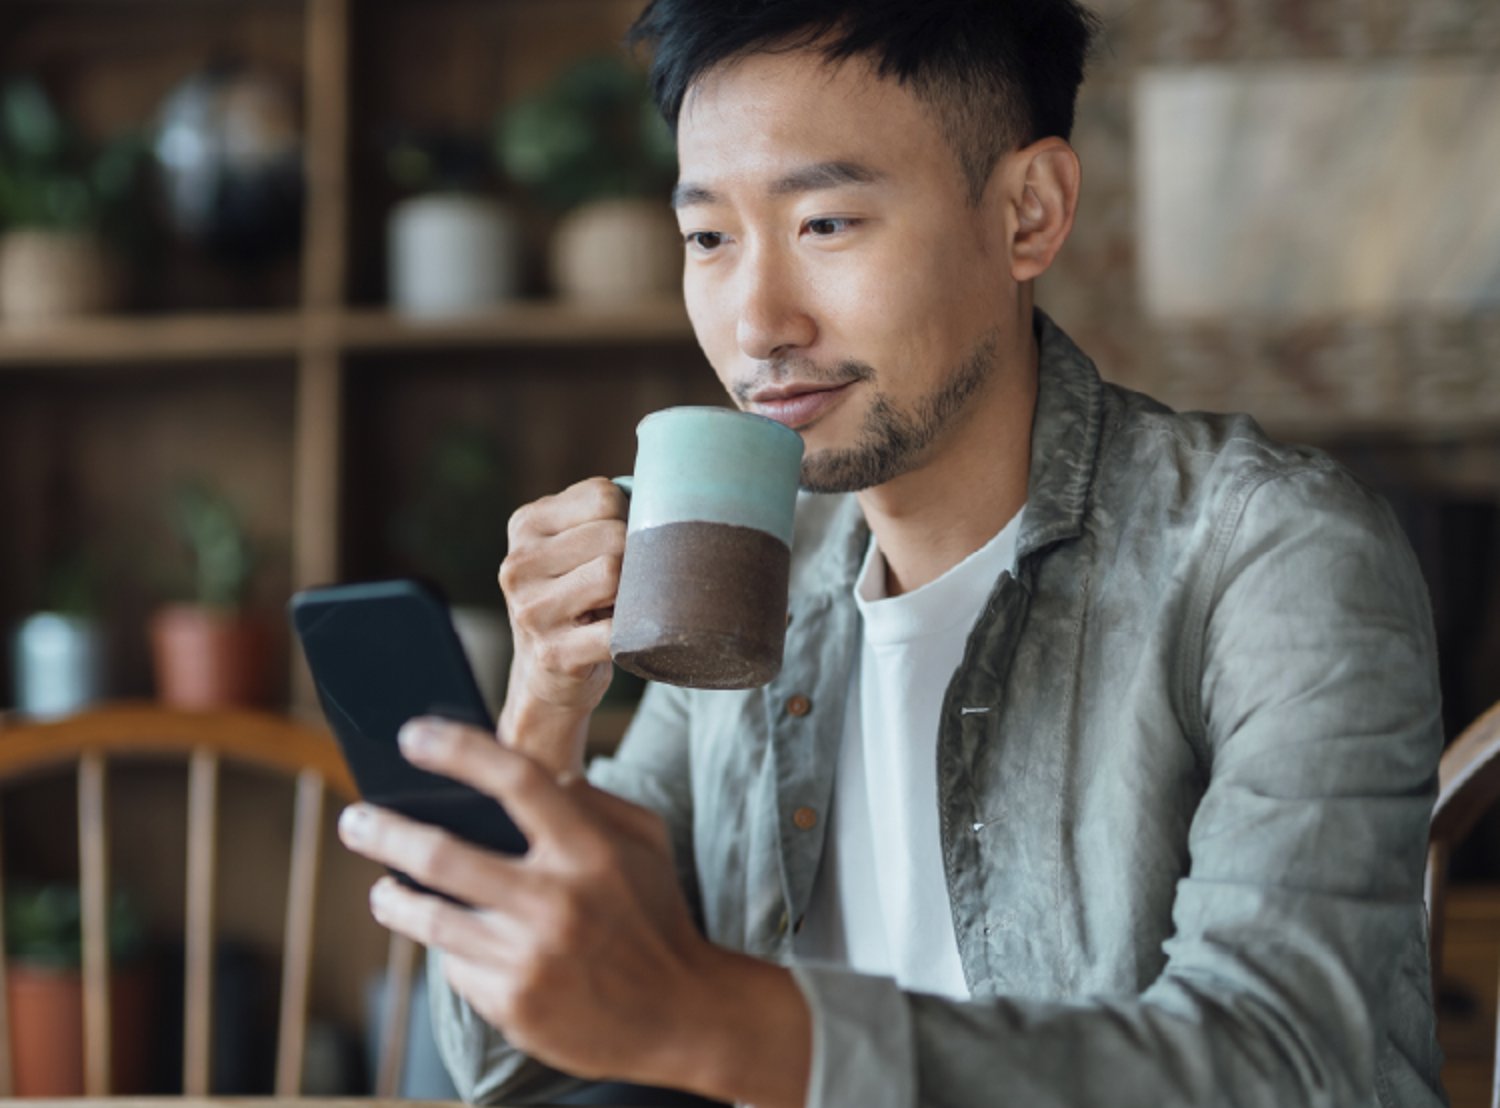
[493, 55, 677, 211]
[169, 480, 255, 608]
[3, 882, 146, 967]
[0, 81, 151, 239]
[0, 78, 70, 165]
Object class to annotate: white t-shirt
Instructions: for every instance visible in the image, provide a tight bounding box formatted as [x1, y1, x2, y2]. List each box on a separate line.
[794, 509, 1024, 998]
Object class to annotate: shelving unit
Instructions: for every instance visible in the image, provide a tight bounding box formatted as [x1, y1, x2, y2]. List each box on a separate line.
[0, 302, 693, 367]
[0, 8, 690, 1066]
[0, 0, 705, 731]
[0, 313, 306, 368]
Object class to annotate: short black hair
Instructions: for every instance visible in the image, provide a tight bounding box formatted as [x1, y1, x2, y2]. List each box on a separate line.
[627, 0, 1101, 204]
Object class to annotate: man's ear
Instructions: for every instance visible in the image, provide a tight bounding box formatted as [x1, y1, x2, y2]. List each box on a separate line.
[1002, 138, 1081, 283]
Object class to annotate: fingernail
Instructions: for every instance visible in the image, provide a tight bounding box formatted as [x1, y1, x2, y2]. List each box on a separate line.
[339, 804, 370, 843]
[398, 718, 444, 756]
[370, 879, 394, 921]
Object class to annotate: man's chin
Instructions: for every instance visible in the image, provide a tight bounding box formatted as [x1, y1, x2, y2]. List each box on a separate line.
[799, 447, 888, 495]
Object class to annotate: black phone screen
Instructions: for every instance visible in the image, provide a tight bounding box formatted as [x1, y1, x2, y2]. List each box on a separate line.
[290, 579, 528, 868]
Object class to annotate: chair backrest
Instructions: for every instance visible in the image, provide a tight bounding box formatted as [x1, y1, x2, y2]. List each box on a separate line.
[1427, 701, 1500, 971]
[0, 703, 417, 1097]
[1426, 699, 1500, 1108]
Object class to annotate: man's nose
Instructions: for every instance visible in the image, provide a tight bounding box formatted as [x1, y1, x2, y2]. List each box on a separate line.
[735, 245, 816, 361]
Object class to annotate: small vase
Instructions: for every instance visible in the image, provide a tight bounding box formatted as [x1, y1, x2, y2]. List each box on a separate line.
[148, 604, 271, 709]
[388, 193, 522, 318]
[549, 197, 681, 303]
[11, 613, 107, 719]
[0, 230, 121, 323]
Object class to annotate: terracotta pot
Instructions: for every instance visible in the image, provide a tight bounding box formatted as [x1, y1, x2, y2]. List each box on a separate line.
[549, 197, 681, 303]
[0, 230, 121, 323]
[149, 604, 271, 709]
[5, 961, 153, 1095]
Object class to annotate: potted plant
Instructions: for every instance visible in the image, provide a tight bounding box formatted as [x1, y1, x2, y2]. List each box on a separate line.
[9, 551, 108, 719]
[389, 425, 515, 714]
[0, 77, 149, 323]
[149, 479, 271, 709]
[494, 55, 680, 303]
[385, 127, 523, 318]
[4, 881, 152, 1094]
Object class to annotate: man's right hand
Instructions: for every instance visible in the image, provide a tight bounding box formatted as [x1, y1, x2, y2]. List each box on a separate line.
[496, 477, 629, 776]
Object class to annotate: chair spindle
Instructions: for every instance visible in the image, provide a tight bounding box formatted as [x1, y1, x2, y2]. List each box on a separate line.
[275, 768, 324, 1095]
[78, 752, 111, 1095]
[184, 750, 220, 1094]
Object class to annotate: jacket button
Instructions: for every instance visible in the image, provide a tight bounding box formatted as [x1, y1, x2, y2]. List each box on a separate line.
[786, 694, 812, 717]
[793, 806, 818, 830]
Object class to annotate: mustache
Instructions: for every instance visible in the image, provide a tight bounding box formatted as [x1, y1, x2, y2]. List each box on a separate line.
[732, 357, 876, 406]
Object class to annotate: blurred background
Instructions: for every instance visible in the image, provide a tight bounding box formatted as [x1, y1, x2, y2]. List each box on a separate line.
[0, 0, 1495, 1100]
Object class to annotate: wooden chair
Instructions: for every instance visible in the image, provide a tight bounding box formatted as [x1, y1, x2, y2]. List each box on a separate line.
[1426, 699, 1500, 1107]
[0, 703, 418, 1097]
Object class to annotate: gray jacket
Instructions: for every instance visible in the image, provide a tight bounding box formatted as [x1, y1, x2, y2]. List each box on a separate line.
[432, 313, 1446, 1107]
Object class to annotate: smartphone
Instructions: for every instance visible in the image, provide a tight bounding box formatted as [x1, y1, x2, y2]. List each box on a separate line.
[289, 578, 528, 894]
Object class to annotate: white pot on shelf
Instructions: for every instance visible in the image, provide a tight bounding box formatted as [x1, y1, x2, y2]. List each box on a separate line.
[11, 613, 108, 719]
[0, 230, 121, 323]
[549, 197, 681, 303]
[387, 193, 522, 318]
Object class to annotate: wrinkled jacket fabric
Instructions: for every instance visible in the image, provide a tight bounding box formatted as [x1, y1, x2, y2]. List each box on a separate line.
[431, 313, 1446, 1107]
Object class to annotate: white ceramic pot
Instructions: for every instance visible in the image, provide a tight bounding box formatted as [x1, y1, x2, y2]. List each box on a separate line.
[449, 606, 512, 718]
[0, 231, 120, 323]
[11, 613, 107, 719]
[550, 197, 681, 303]
[388, 194, 522, 318]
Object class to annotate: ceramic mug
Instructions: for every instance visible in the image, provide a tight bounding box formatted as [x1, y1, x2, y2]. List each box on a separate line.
[610, 407, 804, 689]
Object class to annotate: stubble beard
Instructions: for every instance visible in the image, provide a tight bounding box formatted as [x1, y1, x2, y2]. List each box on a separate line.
[798, 330, 999, 494]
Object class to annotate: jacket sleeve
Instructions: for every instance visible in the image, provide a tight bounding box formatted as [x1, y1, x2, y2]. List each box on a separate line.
[428, 679, 699, 1104]
[790, 465, 1443, 1108]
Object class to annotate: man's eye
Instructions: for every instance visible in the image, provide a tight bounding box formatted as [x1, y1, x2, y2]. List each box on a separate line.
[804, 217, 856, 237]
[685, 231, 725, 252]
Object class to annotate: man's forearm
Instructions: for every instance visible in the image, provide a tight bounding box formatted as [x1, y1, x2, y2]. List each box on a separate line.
[498, 694, 590, 777]
[665, 947, 813, 1108]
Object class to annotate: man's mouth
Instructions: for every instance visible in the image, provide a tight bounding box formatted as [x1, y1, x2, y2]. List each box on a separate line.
[746, 381, 856, 430]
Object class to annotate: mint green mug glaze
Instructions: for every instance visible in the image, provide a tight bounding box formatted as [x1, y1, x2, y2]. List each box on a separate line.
[610, 407, 804, 689]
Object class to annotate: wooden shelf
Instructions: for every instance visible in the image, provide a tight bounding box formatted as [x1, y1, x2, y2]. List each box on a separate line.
[0, 0, 699, 712]
[337, 300, 694, 352]
[0, 312, 306, 368]
[0, 302, 695, 369]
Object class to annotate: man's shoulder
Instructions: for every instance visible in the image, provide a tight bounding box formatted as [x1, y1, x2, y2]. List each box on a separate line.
[1103, 379, 1333, 481]
[1095, 379, 1389, 534]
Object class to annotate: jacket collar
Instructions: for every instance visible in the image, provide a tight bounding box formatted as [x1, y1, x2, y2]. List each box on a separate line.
[1015, 310, 1104, 561]
[797, 309, 1106, 597]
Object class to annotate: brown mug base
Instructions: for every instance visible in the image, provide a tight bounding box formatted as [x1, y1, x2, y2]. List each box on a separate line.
[613, 629, 781, 690]
[611, 520, 789, 690]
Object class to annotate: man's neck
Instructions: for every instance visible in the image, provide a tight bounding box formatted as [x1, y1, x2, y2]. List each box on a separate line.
[855, 317, 1038, 598]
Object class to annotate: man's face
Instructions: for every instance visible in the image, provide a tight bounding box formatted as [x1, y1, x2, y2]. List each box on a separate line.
[674, 49, 1016, 492]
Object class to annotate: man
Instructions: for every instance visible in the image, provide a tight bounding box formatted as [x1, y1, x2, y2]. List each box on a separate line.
[337, 2, 1446, 1105]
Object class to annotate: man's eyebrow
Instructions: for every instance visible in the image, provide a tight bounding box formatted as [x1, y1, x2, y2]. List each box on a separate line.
[671, 182, 719, 209]
[671, 161, 886, 210]
[768, 160, 885, 196]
